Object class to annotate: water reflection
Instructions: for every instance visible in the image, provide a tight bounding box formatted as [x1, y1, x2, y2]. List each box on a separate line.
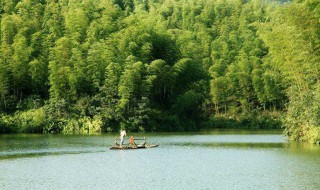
[285, 141, 320, 152]
[173, 142, 286, 149]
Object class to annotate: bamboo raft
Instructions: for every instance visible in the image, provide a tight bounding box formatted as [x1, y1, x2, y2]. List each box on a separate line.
[110, 136, 159, 150]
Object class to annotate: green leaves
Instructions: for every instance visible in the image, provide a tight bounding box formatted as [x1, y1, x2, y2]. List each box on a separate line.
[118, 62, 144, 109]
[64, 7, 89, 42]
[0, 58, 9, 110]
[256, 1, 320, 142]
[0, 0, 318, 139]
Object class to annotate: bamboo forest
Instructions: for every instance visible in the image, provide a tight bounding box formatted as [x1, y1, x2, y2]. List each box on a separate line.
[0, 0, 319, 143]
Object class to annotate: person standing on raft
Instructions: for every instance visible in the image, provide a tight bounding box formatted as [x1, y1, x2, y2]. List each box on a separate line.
[119, 129, 126, 148]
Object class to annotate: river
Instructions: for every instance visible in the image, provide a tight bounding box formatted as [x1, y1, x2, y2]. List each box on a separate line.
[0, 130, 320, 190]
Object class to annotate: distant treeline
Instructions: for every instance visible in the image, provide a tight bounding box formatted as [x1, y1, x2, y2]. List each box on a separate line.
[0, 0, 319, 143]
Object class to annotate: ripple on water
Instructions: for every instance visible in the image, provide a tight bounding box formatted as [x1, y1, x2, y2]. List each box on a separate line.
[0, 133, 320, 190]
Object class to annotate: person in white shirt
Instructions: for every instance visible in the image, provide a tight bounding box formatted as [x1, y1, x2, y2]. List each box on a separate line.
[119, 129, 126, 148]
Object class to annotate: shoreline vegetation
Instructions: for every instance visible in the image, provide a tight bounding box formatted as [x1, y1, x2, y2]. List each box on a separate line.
[0, 0, 319, 143]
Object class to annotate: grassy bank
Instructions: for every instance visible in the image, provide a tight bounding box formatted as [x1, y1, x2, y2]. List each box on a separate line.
[202, 113, 282, 130]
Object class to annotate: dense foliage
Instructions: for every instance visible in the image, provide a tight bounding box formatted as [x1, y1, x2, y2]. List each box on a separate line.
[0, 0, 319, 142]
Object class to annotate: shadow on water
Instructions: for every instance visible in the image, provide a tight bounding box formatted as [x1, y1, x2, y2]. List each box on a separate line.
[0, 149, 106, 160]
[0, 134, 114, 160]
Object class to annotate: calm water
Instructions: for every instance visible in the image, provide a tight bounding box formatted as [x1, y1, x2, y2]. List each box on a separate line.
[0, 130, 320, 190]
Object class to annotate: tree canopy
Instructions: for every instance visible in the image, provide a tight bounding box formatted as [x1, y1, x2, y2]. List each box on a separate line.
[0, 0, 319, 143]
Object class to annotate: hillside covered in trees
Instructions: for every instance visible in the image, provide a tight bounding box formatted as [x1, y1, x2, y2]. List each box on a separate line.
[0, 0, 319, 143]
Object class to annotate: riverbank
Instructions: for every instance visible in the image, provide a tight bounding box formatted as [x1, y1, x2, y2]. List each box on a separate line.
[1, 111, 282, 134]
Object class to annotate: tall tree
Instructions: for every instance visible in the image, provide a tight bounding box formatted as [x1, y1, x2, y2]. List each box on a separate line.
[48, 37, 74, 100]
[11, 32, 32, 99]
[0, 58, 9, 110]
